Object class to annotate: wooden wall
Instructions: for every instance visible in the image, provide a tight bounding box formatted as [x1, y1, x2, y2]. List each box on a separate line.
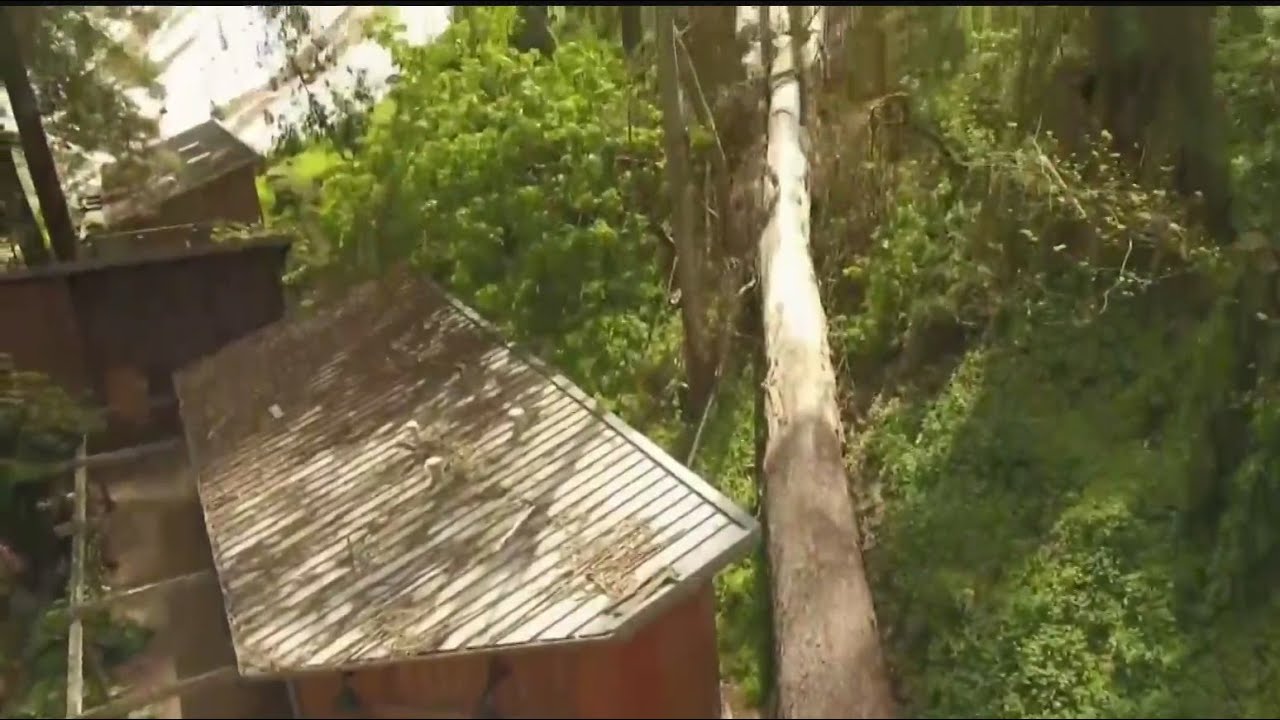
[72, 243, 288, 449]
[291, 583, 722, 719]
[85, 223, 217, 262]
[0, 241, 290, 449]
[0, 274, 87, 392]
[113, 167, 264, 232]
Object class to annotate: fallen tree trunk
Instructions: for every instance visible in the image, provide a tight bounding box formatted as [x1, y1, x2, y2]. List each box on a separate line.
[755, 6, 896, 717]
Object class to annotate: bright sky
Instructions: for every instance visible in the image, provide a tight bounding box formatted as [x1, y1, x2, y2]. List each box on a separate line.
[2, 6, 451, 218]
[138, 6, 452, 152]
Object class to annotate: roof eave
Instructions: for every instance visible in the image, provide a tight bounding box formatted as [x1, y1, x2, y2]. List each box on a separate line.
[232, 524, 759, 680]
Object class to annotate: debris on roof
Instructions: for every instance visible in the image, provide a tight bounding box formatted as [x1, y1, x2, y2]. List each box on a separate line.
[174, 268, 759, 675]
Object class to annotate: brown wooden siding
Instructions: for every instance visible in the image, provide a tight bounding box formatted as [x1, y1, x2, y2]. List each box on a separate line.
[73, 244, 287, 449]
[291, 583, 722, 719]
[84, 223, 218, 263]
[0, 274, 87, 391]
[112, 167, 264, 232]
[0, 240, 290, 449]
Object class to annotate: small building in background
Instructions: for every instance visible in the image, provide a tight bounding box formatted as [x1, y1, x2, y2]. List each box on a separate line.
[174, 268, 759, 719]
[100, 119, 265, 234]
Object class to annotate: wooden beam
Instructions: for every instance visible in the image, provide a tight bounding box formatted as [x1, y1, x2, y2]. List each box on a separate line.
[53, 516, 107, 539]
[65, 439, 88, 718]
[0, 138, 50, 265]
[2, 437, 183, 484]
[70, 569, 215, 618]
[73, 666, 239, 719]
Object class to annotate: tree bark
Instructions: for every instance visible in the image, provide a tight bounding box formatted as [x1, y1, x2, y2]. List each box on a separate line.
[621, 7, 642, 57]
[514, 6, 555, 57]
[0, 142, 48, 265]
[657, 7, 716, 421]
[0, 6, 77, 262]
[756, 6, 895, 717]
[1089, 6, 1233, 244]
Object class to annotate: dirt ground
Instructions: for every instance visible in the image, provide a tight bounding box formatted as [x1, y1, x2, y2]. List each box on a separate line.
[98, 446, 292, 719]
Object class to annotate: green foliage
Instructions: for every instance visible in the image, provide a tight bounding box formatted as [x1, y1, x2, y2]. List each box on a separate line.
[0, 359, 99, 498]
[5, 601, 154, 718]
[688, 372, 769, 704]
[0, 360, 111, 717]
[818, 15, 1280, 719]
[11, 6, 164, 181]
[270, 9, 675, 416]
[1216, 6, 1280, 234]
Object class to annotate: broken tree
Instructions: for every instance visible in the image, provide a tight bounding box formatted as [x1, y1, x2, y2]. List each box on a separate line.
[754, 6, 896, 717]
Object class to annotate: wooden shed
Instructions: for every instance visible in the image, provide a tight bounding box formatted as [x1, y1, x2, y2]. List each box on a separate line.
[0, 237, 291, 449]
[100, 119, 265, 233]
[173, 269, 760, 718]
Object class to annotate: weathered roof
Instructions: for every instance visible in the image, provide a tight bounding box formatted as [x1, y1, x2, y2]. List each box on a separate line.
[102, 120, 263, 224]
[173, 268, 759, 676]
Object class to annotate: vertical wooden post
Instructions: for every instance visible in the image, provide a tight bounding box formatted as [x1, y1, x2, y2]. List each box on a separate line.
[0, 131, 50, 264]
[66, 437, 89, 718]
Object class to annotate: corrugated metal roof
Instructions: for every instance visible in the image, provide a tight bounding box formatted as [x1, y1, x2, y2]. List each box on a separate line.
[174, 268, 759, 676]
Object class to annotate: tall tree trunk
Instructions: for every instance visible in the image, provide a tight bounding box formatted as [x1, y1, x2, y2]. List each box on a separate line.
[1089, 6, 1233, 244]
[854, 7, 888, 101]
[514, 6, 555, 57]
[755, 6, 895, 717]
[0, 6, 77, 262]
[657, 7, 716, 422]
[0, 144, 48, 266]
[621, 6, 642, 57]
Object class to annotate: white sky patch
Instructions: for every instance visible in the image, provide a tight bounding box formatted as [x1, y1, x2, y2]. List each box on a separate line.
[3, 6, 451, 220]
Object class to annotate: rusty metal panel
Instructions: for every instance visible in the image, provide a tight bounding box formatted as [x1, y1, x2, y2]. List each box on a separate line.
[174, 269, 760, 676]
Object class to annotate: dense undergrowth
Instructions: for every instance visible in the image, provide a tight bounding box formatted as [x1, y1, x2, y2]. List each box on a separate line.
[0, 365, 151, 717]
[261, 6, 1280, 717]
[823, 13, 1280, 718]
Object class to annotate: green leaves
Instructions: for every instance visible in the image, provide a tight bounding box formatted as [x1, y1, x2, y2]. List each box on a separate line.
[15, 6, 164, 178]
[813, 11, 1280, 717]
[291, 16, 672, 410]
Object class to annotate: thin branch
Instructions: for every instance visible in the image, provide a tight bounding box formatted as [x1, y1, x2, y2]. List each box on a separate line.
[71, 569, 215, 618]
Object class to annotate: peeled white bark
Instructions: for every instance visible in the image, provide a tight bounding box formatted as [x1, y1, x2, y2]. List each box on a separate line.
[755, 6, 896, 718]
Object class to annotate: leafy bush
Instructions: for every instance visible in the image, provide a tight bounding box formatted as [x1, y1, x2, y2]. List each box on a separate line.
[273, 9, 677, 418]
[0, 361, 116, 717]
[823, 20, 1280, 719]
